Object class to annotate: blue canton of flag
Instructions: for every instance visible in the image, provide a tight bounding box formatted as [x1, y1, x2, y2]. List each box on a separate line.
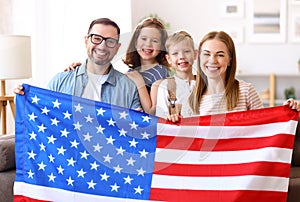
[15, 84, 158, 200]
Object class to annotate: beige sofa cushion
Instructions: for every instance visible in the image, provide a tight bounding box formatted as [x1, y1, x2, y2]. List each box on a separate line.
[0, 134, 15, 172]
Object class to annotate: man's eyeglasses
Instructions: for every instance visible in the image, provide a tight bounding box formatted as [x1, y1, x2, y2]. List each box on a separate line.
[88, 34, 119, 48]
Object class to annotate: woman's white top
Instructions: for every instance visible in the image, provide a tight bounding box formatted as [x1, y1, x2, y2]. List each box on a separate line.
[198, 80, 263, 116]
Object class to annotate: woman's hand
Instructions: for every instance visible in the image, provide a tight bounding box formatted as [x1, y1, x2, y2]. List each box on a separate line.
[64, 62, 81, 72]
[283, 98, 300, 111]
[13, 84, 24, 95]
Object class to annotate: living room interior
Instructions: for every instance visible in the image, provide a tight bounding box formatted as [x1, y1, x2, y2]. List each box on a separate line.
[1, 0, 300, 133]
[0, 0, 300, 201]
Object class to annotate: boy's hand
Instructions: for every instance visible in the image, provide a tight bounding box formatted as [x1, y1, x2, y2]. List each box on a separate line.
[166, 114, 182, 123]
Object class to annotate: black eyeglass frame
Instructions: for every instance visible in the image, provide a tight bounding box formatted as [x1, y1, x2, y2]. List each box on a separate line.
[88, 34, 119, 48]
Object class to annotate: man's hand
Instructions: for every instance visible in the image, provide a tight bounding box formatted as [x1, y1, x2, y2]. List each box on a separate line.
[13, 84, 24, 95]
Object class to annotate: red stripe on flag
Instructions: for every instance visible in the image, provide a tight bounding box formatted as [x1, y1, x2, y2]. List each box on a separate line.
[149, 189, 288, 202]
[153, 161, 291, 177]
[156, 134, 295, 151]
[14, 195, 51, 202]
[158, 106, 299, 126]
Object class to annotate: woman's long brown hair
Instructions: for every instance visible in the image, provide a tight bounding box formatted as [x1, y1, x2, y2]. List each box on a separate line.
[189, 31, 239, 114]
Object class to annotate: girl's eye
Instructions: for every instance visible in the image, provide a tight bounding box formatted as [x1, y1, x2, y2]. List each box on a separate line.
[217, 54, 225, 57]
[185, 50, 191, 53]
[152, 39, 159, 43]
[171, 52, 178, 55]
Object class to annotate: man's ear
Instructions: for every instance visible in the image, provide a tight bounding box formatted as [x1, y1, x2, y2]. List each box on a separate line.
[84, 35, 89, 47]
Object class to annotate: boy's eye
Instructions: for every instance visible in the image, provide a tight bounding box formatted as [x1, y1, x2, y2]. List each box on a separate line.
[217, 54, 225, 57]
[171, 52, 178, 55]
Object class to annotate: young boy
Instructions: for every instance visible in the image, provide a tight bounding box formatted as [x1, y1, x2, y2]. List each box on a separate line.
[150, 31, 197, 118]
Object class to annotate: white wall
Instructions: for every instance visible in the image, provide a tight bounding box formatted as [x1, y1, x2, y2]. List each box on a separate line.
[131, 0, 300, 74]
[4, 0, 132, 134]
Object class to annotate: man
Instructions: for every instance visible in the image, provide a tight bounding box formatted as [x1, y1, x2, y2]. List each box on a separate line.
[15, 18, 141, 110]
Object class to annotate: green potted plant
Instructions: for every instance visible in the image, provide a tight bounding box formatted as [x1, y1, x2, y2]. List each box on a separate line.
[284, 87, 296, 99]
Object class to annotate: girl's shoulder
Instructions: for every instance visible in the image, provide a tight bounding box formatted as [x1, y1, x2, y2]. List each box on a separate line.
[152, 64, 169, 71]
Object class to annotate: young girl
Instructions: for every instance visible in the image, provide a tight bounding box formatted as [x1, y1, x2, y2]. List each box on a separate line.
[123, 17, 170, 113]
[151, 30, 197, 118]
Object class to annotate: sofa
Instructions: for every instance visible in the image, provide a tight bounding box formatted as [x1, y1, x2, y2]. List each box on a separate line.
[0, 133, 15, 202]
[0, 119, 299, 202]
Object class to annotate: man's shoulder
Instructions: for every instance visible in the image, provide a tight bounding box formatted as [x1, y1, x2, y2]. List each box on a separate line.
[109, 68, 136, 86]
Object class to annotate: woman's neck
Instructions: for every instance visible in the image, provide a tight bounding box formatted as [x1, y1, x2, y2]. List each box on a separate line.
[205, 79, 225, 94]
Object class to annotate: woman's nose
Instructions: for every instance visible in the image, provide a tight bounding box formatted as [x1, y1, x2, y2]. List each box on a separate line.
[209, 54, 217, 62]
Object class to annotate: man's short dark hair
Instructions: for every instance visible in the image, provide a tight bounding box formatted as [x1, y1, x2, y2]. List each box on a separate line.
[87, 18, 120, 37]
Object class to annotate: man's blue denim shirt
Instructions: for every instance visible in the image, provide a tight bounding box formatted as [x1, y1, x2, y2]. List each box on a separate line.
[47, 60, 141, 110]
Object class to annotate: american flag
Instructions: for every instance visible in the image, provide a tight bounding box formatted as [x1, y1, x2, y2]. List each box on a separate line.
[14, 84, 299, 202]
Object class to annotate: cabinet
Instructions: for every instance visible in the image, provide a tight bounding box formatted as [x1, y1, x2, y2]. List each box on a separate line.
[237, 74, 300, 107]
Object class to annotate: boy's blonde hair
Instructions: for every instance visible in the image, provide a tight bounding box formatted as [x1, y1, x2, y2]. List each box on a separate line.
[165, 31, 195, 53]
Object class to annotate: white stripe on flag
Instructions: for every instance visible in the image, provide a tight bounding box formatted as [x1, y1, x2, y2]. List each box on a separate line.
[155, 147, 293, 164]
[157, 120, 297, 139]
[14, 182, 162, 202]
[151, 175, 289, 192]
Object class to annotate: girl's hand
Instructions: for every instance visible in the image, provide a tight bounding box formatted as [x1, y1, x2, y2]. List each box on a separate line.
[64, 62, 81, 72]
[126, 69, 146, 89]
[13, 84, 24, 95]
[284, 98, 300, 111]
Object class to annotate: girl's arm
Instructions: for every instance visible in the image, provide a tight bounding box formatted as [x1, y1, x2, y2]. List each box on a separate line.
[149, 79, 163, 115]
[126, 70, 152, 113]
